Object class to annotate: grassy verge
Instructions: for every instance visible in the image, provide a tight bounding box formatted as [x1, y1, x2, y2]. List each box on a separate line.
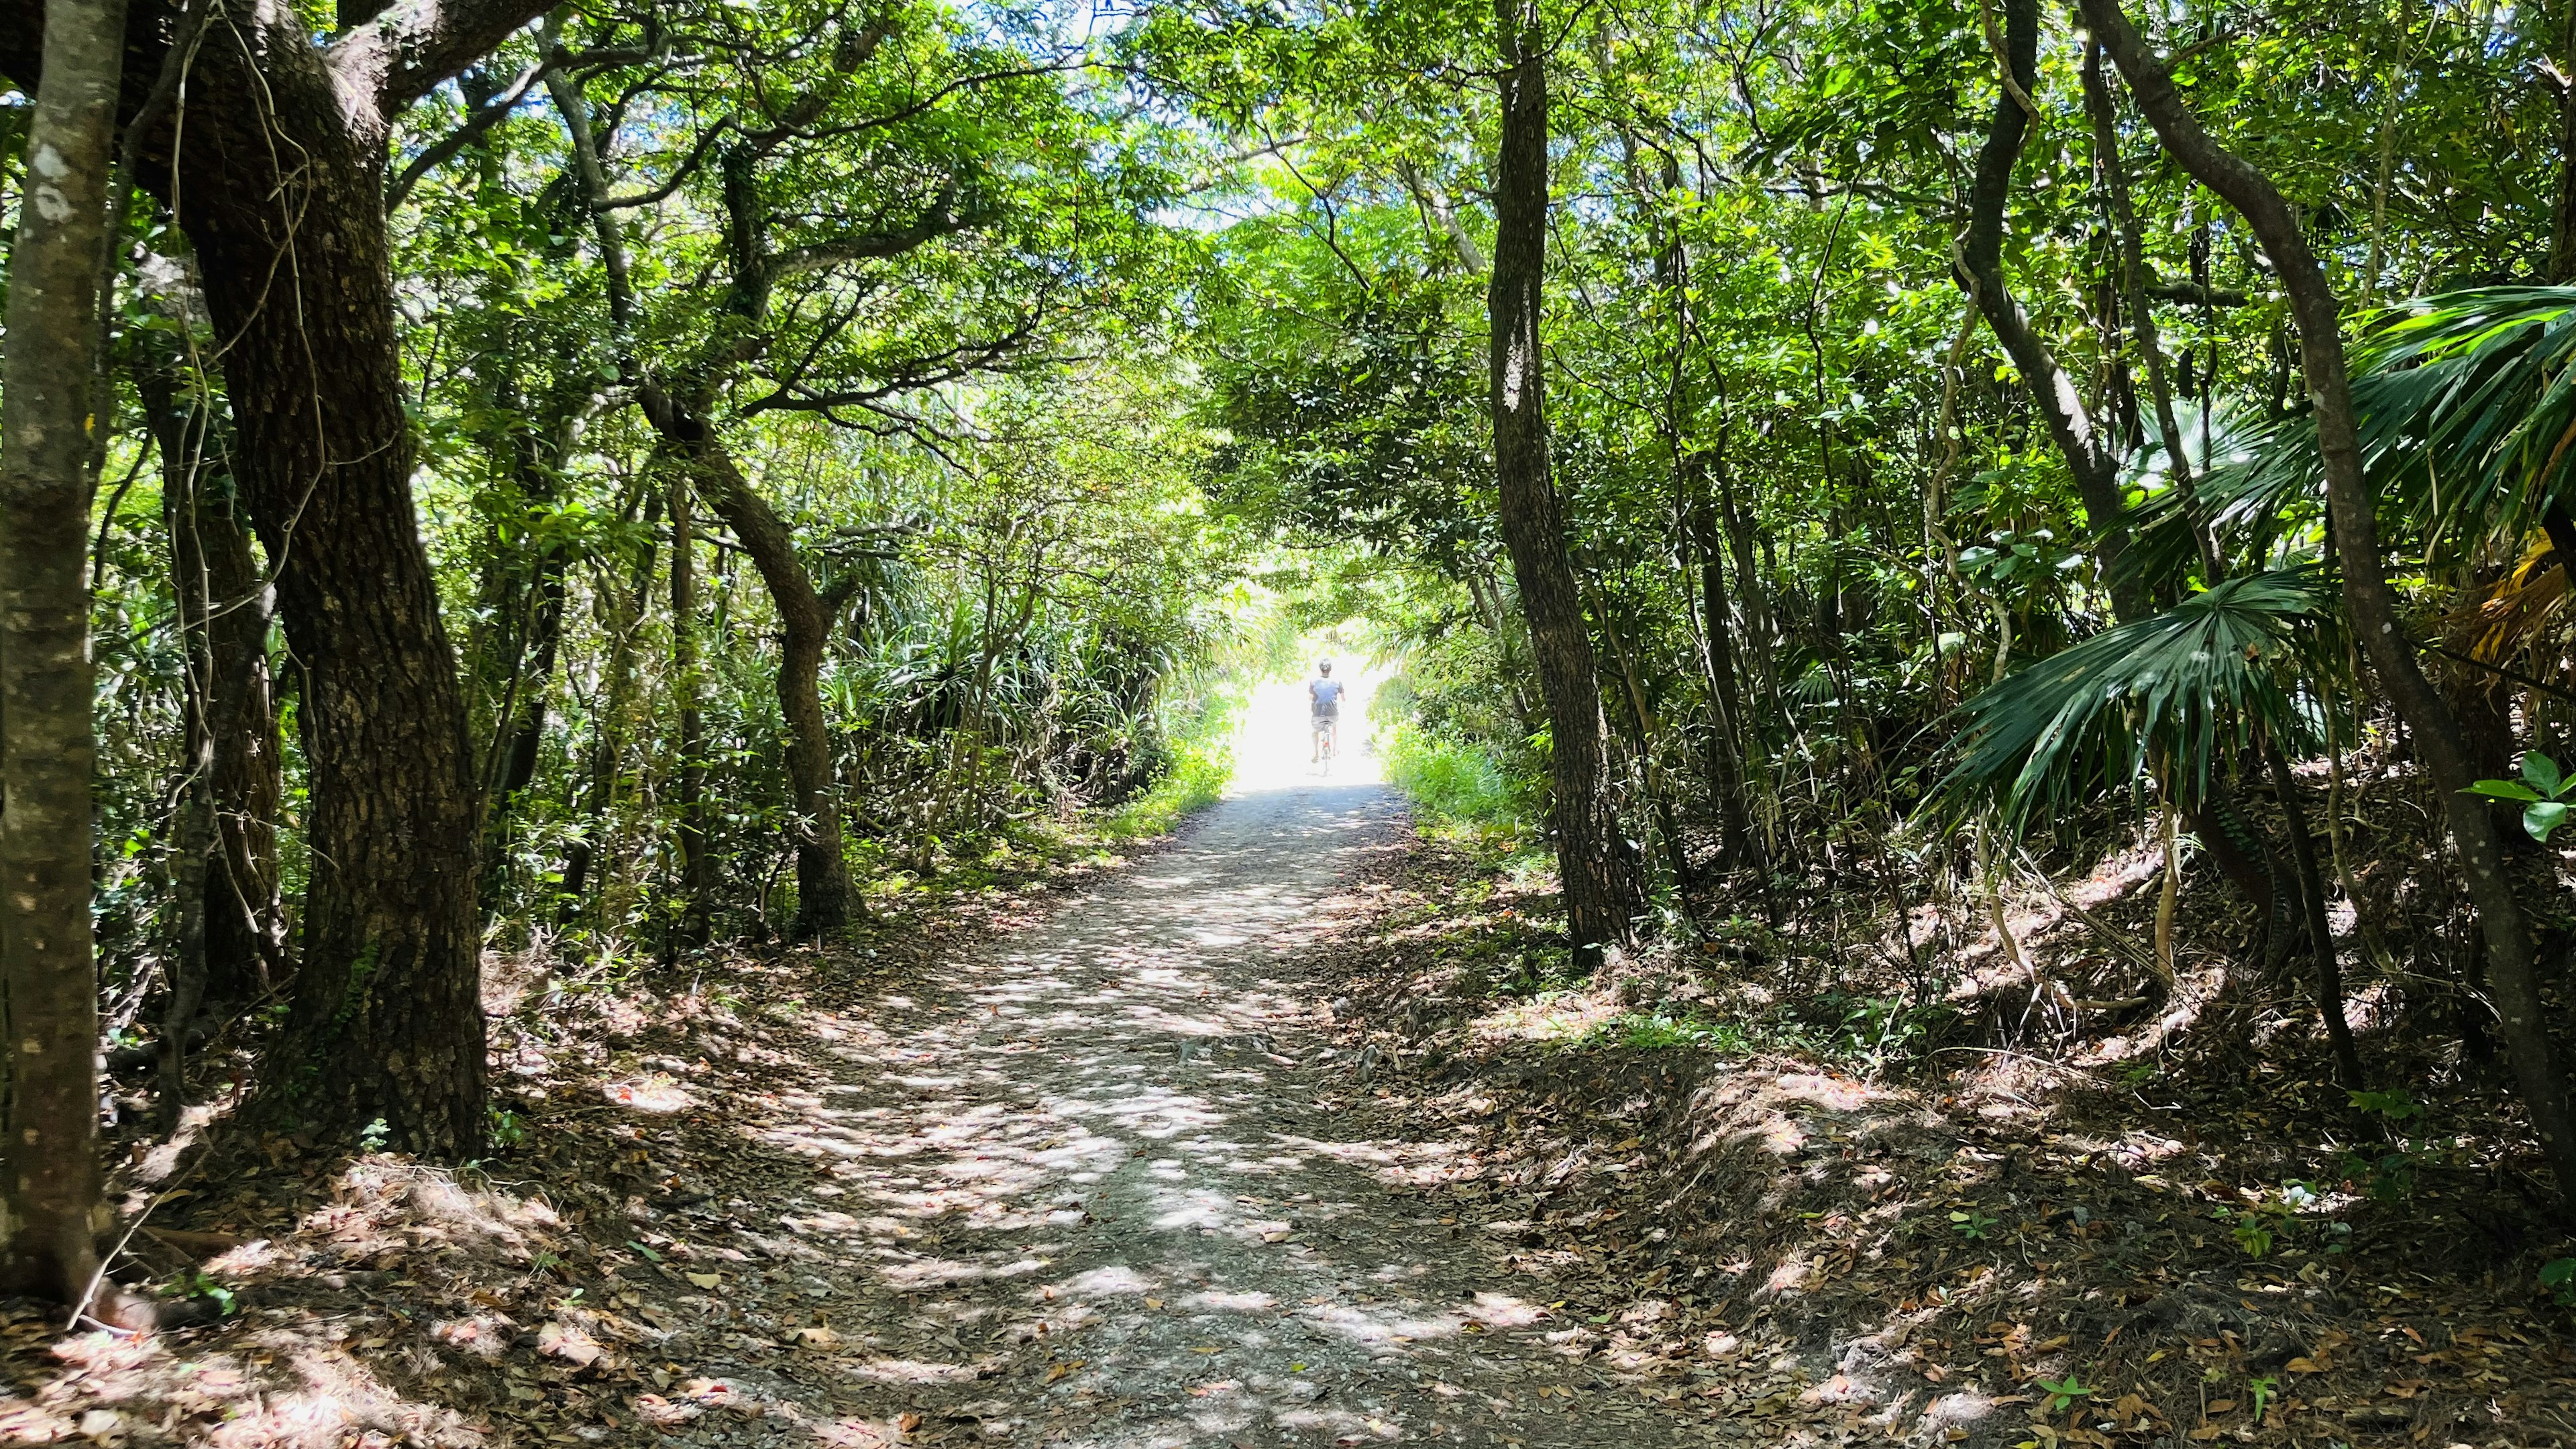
[1377, 720, 1538, 852]
[1100, 733, 1234, 841]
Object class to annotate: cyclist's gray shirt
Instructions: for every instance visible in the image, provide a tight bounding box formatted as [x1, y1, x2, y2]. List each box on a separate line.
[1309, 678, 1345, 716]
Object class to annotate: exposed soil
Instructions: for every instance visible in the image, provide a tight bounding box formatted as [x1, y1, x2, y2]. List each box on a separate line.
[2, 775, 1739, 1447]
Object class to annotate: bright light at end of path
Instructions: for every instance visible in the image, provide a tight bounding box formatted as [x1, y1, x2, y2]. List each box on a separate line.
[1230, 660, 1387, 792]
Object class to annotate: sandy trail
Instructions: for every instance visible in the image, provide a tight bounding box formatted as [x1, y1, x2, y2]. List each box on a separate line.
[712, 759, 1715, 1448]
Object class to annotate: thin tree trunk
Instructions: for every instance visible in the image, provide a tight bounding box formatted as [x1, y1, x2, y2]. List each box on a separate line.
[646, 392, 851, 940]
[472, 377, 580, 907]
[135, 338, 284, 1002]
[2262, 735, 2365, 1089]
[2554, 0, 2576, 284]
[1970, 2, 2286, 937]
[0, 0, 123, 1301]
[1460, 562, 1540, 727]
[2086, 0, 2576, 1204]
[1487, 0, 1640, 969]
[671, 476, 710, 946]
[1960, 0, 2145, 621]
[1597, 596, 1696, 895]
[556, 487, 658, 916]
[1646, 144, 1754, 871]
[1688, 458, 1756, 870]
[2081, 40, 2219, 583]
[555, 76, 853, 941]
[2361, 0, 2418, 306]
[2153, 796, 2180, 987]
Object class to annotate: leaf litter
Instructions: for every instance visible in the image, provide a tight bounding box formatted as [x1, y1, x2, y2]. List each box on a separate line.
[3, 780, 1738, 1446]
[11, 776, 2569, 1446]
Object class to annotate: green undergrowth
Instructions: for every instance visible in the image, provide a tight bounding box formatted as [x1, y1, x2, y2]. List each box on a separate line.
[1561, 993, 1963, 1077]
[1099, 734, 1234, 840]
[1102, 678, 1243, 840]
[1378, 720, 1540, 856]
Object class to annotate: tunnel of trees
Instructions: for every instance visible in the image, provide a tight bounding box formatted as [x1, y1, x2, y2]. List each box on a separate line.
[3, 0, 2576, 1334]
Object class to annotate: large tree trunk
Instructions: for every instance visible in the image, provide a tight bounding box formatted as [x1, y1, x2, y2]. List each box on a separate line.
[74, 0, 553, 1159]
[2084, 0, 2576, 1205]
[1958, 0, 2145, 622]
[184, 100, 482, 1155]
[643, 389, 851, 940]
[0, 0, 564, 1159]
[0, 0, 121, 1302]
[1487, 0, 1640, 971]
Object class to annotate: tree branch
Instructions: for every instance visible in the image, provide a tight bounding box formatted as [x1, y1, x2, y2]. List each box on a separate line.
[1953, 0, 2141, 620]
[386, 13, 559, 209]
[331, 0, 558, 123]
[765, 184, 974, 282]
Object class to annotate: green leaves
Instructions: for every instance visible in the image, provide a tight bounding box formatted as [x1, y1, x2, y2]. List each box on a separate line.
[2464, 750, 2576, 842]
[1941, 567, 2338, 830]
[2542, 1257, 2576, 1307]
[2035, 1374, 2091, 1415]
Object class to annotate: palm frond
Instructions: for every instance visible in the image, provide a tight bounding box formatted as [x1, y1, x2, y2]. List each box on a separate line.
[1939, 566, 2337, 831]
[2349, 286, 2576, 554]
[2125, 287, 2576, 576]
[2123, 398, 2309, 582]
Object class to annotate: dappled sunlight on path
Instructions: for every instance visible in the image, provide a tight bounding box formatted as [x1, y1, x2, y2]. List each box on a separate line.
[727, 779, 1715, 1447]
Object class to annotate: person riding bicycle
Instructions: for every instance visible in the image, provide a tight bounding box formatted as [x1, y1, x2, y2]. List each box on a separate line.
[1307, 661, 1345, 762]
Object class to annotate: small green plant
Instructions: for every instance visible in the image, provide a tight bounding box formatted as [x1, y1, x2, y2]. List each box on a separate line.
[2247, 1374, 2279, 1422]
[174, 1271, 235, 1316]
[1948, 1209, 1998, 1240]
[2465, 751, 2576, 841]
[2540, 1258, 2576, 1307]
[2343, 1090, 2449, 1203]
[489, 1108, 528, 1149]
[2035, 1374, 2091, 1415]
[2229, 1213, 2274, 1258]
[358, 1117, 392, 1152]
[1829, 992, 1948, 1068]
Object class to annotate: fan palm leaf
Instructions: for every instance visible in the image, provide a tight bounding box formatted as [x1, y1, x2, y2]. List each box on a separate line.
[1941, 566, 2337, 831]
[2122, 398, 2309, 582]
[2349, 285, 2576, 553]
[2171, 287, 2576, 568]
[2121, 287, 2576, 583]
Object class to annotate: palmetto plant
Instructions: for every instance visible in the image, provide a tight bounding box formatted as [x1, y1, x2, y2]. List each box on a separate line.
[2163, 288, 2576, 568]
[2349, 286, 2576, 555]
[1941, 568, 2338, 830]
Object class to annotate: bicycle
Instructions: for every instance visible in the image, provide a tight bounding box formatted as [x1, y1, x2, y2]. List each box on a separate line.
[1311, 714, 1338, 769]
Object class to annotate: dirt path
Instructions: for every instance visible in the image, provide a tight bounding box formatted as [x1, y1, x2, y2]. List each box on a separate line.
[702, 775, 1715, 1448]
